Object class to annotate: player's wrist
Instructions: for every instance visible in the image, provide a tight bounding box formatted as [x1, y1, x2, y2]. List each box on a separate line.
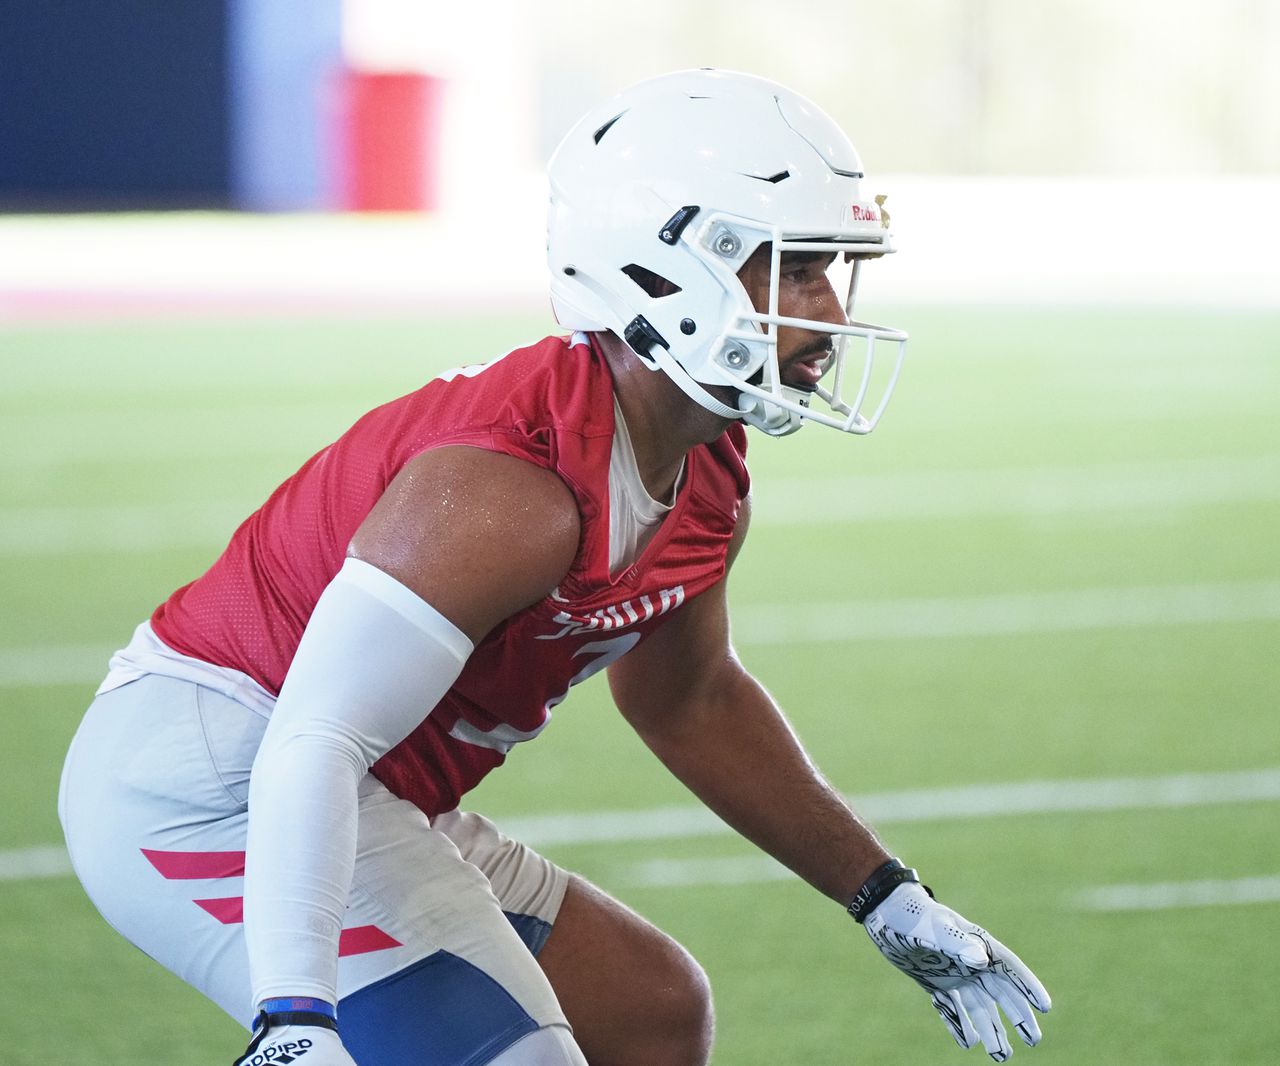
[235, 997, 344, 1066]
[255, 996, 339, 1031]
[845, 857, 929, 923]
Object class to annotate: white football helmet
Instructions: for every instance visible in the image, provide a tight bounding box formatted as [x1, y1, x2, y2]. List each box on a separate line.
[547, 68, 907, 437]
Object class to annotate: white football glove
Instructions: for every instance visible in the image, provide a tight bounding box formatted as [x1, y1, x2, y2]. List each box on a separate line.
[233, 1007, 358, 1066]
[863, 882, 1051, 1062]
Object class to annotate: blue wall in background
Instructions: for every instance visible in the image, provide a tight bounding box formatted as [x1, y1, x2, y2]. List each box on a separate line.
[0, 0, 342, 211]
[0, 2, 231, 209]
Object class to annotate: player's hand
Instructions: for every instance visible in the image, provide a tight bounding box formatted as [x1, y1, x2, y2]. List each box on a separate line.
[863, 882, 1051, 1062]
[232, 1005, 357, 1066]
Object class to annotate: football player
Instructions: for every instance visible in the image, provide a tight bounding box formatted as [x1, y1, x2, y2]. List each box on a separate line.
[59, 69, 1049, 1065]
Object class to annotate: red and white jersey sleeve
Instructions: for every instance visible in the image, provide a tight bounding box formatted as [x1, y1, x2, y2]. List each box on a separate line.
[152, 332, 750, 817]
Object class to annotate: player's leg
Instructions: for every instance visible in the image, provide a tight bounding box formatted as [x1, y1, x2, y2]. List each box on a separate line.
[439, 812, 714, 1066]
[59, 676, 586, 1065]
[335, 785, 586, 1065]
[536, 878, 715, 1066]
[58, 675, 263, 1020]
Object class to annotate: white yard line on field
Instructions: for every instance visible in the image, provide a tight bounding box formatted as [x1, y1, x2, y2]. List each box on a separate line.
[750, 455, 1280, 525]
[623, 864, 1280, 906]
[0, 501, 249, 556]
[7, 767, 1278, 884]
[1076, 875, 1280, 912]
[3, 579, 1279, 689]
[0, 426, 298, 472]
[500, 767, 1280, 847]
[628, 855, 795, 888]
[0, 644, 117, 688]
[3, 454, 1279, 556]
[731, 580, 1280, 645]
[0, 845, 73, 882]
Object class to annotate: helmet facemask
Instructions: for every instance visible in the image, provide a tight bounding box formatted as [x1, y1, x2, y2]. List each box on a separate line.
[681, 218, 908, 437]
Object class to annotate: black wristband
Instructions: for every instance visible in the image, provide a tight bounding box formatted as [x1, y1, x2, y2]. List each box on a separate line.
[262, 1010, 339, 1031]
[236, 1008, 339, 1066]
[247, 1007, 339, 1039]
[846, 858, 922, 924]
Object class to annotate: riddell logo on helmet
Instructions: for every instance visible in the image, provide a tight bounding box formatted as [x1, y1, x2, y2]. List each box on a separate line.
[849, 204, 879, 222]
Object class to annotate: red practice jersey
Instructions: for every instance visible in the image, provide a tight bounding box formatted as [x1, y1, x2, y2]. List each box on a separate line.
[152, 333, 750, 816]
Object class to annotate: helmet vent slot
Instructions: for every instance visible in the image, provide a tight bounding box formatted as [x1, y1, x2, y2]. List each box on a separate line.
[622, 264, 682, 299]
[747, 170, 791, 184]
[593, 113, 624, 144]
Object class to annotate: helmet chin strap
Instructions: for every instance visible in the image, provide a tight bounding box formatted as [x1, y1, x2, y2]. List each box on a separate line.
[630, 334, 809, 436]
[647, 345, 743, 421]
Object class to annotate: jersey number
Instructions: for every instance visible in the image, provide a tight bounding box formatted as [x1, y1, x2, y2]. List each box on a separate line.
[544, 633, 642, 711]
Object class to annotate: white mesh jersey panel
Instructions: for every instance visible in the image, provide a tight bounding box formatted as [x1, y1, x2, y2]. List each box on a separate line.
[607, 399, 683, 577]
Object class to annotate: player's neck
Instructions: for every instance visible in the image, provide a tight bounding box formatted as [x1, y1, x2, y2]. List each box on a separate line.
[597, 332, 734, 501]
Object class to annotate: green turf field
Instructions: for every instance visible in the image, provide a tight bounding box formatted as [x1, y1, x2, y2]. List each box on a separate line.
[2, 306, 1277, 1064]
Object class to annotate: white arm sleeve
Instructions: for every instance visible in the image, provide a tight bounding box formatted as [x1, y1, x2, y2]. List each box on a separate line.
[243, 557, 473, 1006]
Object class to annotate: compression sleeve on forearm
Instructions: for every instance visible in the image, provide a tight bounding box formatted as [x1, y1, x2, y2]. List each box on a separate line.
[243, 557, 473, 1006]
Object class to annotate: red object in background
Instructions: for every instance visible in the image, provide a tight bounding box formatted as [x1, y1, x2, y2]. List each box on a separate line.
[339, 70, 440, 212]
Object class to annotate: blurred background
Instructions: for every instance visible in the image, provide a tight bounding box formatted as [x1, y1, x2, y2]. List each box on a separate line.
[2, 1, 1278, 1064]
[2, 0, 1277, 312]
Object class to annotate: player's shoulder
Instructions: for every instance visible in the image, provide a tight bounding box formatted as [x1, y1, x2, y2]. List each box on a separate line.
[433, 331, 613, 438]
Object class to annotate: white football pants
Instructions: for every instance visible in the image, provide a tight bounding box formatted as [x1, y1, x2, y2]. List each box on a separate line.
[59, 673, 585, 1066]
